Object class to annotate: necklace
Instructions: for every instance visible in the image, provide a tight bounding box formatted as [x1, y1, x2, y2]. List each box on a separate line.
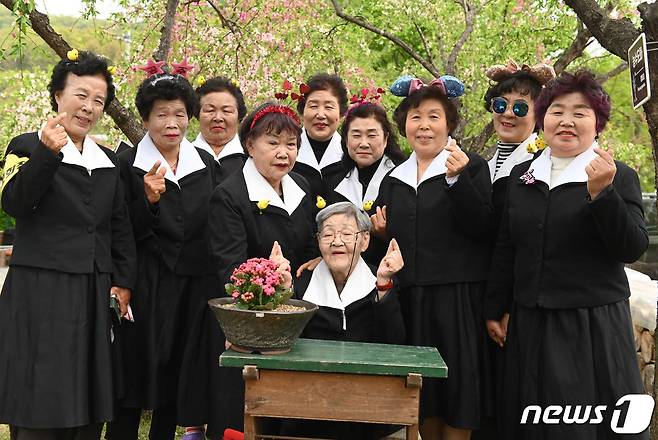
[167, 158, 178, 172]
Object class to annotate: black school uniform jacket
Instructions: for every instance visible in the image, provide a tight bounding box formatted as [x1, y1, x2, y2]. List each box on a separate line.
[291, 129, 344, 204]
[209, 158, 318, 283]
[1, 132, 136, 288]
[119, 134, 218, 276]
[192, 133, 245, 183]
[484, 146, 648, 321]
[375, 149, 494, 288]
[488, 134, 536, 231]
[294, 257, 405, 345]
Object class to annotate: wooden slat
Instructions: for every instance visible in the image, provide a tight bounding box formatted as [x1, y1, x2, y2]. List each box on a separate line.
[221, 338, 447, 378]
[244, 369, 420, 425]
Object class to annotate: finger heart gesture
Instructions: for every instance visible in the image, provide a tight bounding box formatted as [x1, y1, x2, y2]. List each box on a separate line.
[445, 139, 469, 178]
[585, 147, 616, 199]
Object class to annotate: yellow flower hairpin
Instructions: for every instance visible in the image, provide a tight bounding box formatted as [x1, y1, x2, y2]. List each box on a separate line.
[257, 199, 269, 213]
[316, 196, 326, 209]
[527, 137, 546, 154]
[107, 65, 117, 75]
[197, 75, 207, 87]
[66, 49, 79, 62]
[231, 79, 240, 88]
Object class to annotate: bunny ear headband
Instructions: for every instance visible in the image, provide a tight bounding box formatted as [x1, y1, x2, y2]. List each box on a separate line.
[389, 74, 465, 98]
[485, 59, 556, 85]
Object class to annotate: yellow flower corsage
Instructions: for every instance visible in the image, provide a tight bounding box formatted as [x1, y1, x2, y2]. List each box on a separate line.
[527, 137, 546, 153]
[197, 75, 207, 87]
[107, 65, 117, 75]
[363, 200, 374, 212]
[257, 199, 269, 213]
[316, 196, 326, 209]
[66, 49, 79, 62]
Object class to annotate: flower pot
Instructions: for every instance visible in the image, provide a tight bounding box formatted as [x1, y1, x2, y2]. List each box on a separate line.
[208, 297, 318, 354]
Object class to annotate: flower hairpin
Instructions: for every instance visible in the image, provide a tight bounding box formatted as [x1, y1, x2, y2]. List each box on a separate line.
[486, 59, 556, 85]
[347, 86, 385, 116]
[196, 75, 207, 87]
[274, 80, 310, 102]
[390, 74, 465, 98]
[66, 49, 79, 62]
[136, 58, 196, 78]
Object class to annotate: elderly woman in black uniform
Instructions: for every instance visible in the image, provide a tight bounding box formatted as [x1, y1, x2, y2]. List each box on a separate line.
[279, 201, 405, 439]
[207, 101, 317, 439]
[293, 73, 349, 206]
[106, 72, 218, 440]
[193, 76, 246, 179]
[0, 51, 136, 440]
[485, 70, 649, 440]
[373, 75, 494, 440]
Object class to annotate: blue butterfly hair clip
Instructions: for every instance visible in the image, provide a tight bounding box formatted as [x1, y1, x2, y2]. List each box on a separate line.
[389, 74, 465, 98]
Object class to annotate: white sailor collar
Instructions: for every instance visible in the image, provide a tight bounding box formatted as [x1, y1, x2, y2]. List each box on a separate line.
[133, 132, 206, 186]
[390, 137, 454, 190]
[302, 257, 376, 317]
[38, 128, 114, 174]
[488, 133, 537, 183]
[296, 129, 343, 172]
[243, 158, 306, 215]
[525, 141, 599, 189]
[334, 155, 395, 207]
[193, 133, 243, 162]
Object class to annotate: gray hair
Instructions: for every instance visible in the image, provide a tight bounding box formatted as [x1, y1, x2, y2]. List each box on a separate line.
[315, 201, 372, 232]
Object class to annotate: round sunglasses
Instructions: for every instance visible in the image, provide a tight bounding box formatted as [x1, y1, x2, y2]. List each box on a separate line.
[492, 97, 530, 117]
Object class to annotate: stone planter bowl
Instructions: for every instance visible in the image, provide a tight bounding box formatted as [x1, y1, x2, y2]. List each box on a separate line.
[208, 297, 318, 354]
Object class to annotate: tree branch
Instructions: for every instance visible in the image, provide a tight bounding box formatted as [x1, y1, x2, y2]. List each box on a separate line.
[206, 0, 239, 33]
[445, 0, 476, 76]
[330, 0, 440, 77]
[408, 15, 436, 68]
[596, 62, 628, 84]
[463, 121, 495, 153]
[563, 0, 640, 61]
[153, 0, 180, 62]
[0, 0, 145, 145]
[553, 21, 592, 74]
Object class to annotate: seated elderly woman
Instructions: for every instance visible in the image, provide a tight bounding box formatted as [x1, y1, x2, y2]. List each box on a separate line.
[294, 201, 405, 343]
[279, 201, 406, 440]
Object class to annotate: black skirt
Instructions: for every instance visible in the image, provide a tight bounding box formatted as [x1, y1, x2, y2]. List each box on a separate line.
[500, 300, 648, 440]
[0, 266, 114, 428]
[400, 282, 486, 430]
[115, 247, 218, 411]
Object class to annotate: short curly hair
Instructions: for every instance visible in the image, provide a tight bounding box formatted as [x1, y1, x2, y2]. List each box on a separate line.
[535, 70, 611, 133]
[239, 102, 302, 154]
[195, 76, 247, 121]
[135, 74, 198, 120]
[392, 86, 460, 137]
[483, 71, 543, 112]
[296, 73, 349, 116]
[48, 51, 115, 111]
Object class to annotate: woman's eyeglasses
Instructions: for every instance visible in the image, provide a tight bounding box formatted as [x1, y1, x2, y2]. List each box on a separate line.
[492, 97, 529, 117]
[318, 230, 366, 245]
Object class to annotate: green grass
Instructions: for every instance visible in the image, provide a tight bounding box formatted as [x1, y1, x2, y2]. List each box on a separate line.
[1, 413, 188, 439]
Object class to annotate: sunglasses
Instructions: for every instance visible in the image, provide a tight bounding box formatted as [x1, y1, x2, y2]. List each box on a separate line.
[492, 97, 530, 117]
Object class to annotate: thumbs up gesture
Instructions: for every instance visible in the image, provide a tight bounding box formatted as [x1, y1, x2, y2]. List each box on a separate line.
[445, 139, 469, 177]
[40, 113, 69, 153]
[586, 147, 616, 199]
[269, 241, 292, 288]
[144, 160, 167, 204]
[376, 238, 404, 285]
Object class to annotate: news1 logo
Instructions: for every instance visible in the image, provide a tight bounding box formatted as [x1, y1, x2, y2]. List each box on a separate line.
[520, 394, 655, 434]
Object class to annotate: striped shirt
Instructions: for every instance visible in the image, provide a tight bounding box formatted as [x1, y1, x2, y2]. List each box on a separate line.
[494, 142, 520, 178]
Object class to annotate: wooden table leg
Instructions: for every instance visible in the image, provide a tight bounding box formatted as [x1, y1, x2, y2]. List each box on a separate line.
[243, 365, 261, 440]
[406, 424, 419, 440]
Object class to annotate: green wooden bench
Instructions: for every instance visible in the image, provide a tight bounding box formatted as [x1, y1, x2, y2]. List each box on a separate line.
[221, 338, 447, 440]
